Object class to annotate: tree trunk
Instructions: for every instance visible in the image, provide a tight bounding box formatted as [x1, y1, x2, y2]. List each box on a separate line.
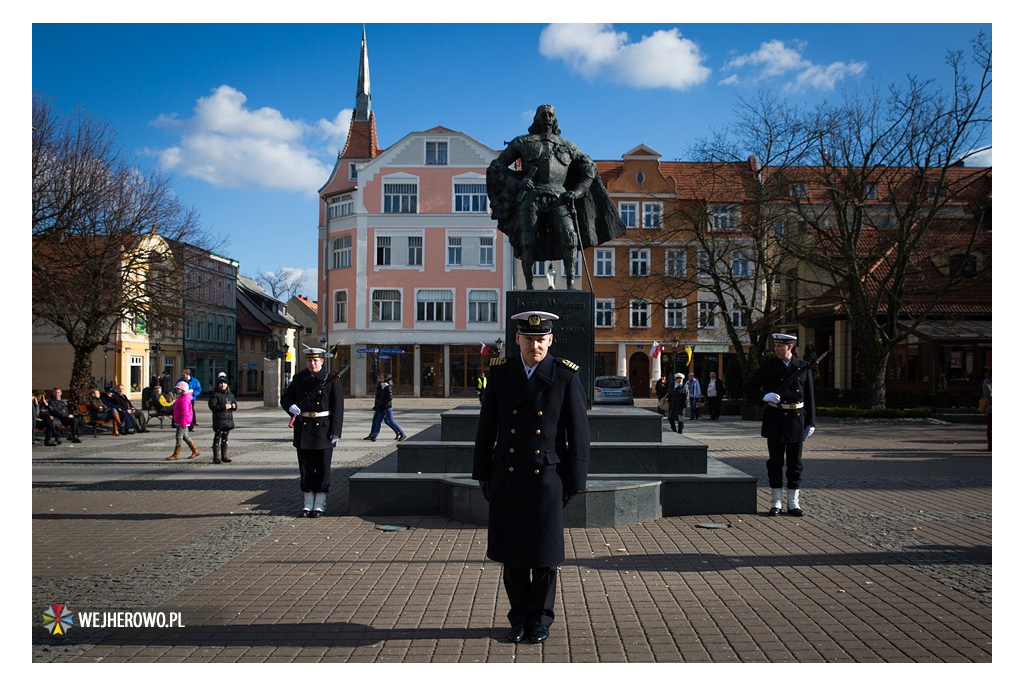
[855, 343, 889, 409]
[68, 345, 97, 405]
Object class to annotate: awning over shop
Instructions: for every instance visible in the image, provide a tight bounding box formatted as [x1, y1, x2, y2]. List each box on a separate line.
[901, 320, 991, 342]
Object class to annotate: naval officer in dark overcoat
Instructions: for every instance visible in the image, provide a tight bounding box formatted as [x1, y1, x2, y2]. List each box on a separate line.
[473, 310, 591, 644]
[281, 347, 345, 518]
[744, 332, 817, 516]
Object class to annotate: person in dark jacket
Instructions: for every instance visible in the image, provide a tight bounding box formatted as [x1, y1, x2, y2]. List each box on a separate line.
[115, 383, 148, 433]
[101, 387, 137, 433]
[363, 374, 407, 441]
[744, 332, 817, 517]
[705, 371, 726, 421]
[667, 372, 689, 433]
[473, 310, 591, 645]
[208, 372, 237, 464]
[281, 347, 345, 518]
[654, 375, 669, 416]
[49, 387, 85, 443]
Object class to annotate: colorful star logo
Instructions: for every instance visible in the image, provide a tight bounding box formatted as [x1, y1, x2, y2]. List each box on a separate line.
[42, 603, 75, 636]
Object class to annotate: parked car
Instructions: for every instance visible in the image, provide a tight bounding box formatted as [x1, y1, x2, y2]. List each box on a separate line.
[593, 376, 634, 406]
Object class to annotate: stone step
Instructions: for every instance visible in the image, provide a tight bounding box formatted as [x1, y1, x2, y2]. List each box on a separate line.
[396, 423, 708, 474]
[349, 451, 757, 526]
[440, 405, 665, 443]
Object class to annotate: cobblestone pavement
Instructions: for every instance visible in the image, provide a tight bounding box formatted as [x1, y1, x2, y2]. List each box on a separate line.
[31, 399, 994, 664]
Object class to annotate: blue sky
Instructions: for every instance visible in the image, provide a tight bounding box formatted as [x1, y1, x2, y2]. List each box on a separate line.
[29, 16, 992, 299]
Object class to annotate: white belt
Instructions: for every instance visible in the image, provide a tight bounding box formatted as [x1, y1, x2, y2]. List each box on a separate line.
[768, 401, 803, 410]
[299, 411, 330, 418]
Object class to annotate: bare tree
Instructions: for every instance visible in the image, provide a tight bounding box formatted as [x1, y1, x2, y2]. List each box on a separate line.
[782, 35, 992, 407]
[251, 267, 304, 301]
[32, 94, 213, 403]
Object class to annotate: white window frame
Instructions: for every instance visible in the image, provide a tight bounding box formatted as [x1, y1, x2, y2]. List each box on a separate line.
[333, 290, 348, 324]
[665, 249, 686, 277]
[560, 259, 581, 278]
[332, 234, 352, 269]
[479, 236, 494, 266]
[630, 300, 650, 328]
[595, 248, 615, 277]
[425, 140, 448, 166]
[643, 202, 662, 228]
[328, 194, 355, 220]
[467, 289, 499, 324]
[790, 182, 808, 199]
[697, 250, 711, 277]
[619, 201, 638, 229]
[864, 183, 878, 200]
[532, 261, 549, 278]
[371, 289, 402, 323]
[731, 254, 751, 277]
[454, 181, 488, 213]
[382, 176, 419, 214]
[731, 307, 749, 329]
[629, 248, 650, 277]
[447, 236, 463, 266]
[665, 299, 686, 329]
[376, 235, 392, 266]
[416, 288, 454, 323]
[408, 235, 423, 267]
[698, 301, 718, 329]
[709, 204, 740, 231]
[595, 299, 615, 328]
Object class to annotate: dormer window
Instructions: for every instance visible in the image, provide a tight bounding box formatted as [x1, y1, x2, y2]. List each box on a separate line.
[426, 141, 448, 166]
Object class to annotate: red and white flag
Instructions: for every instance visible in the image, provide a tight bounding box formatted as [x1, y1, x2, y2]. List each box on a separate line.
[480, 342, 491, 355]
[649, 341, 663, 358]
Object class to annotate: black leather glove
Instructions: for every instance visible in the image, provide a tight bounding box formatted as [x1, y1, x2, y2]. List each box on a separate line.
[562, 489, 580, 507]
[479, 480, 490, 502]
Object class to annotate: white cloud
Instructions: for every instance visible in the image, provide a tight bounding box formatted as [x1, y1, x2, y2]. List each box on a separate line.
[723, 39, 866, 91]
[539, 24, 710, 91]
[149, 85, 350, 194]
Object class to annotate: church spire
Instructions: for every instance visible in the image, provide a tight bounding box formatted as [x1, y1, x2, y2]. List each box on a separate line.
[354, 24, 371, 122]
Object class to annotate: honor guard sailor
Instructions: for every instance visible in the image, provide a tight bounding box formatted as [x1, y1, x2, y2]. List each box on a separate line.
[472, 310, 591, 644]
[744, 332, 817, 516]
[281, 346, 345, 518]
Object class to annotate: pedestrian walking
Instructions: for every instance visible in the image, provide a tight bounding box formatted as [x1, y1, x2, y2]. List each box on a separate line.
[744, 332, 817, 517]
[472, 310, 590, 645]
[208, 372, 237, 463]
[654, 375, 669, 416]
[281, 347, 345, 518]
[667, 372, 688, 433]
[363, 374, 407, 442]
[166, 381, 201, 461]
[687, 372, 702, 420]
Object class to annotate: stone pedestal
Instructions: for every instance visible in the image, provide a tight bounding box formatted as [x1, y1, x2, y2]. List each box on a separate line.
[505, 290, 594, 406]
[350, 405, 757, 526]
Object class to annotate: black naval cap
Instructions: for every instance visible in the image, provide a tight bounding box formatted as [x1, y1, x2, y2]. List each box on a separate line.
[772, 332, 798, 344]
[511, 310, 559, 336]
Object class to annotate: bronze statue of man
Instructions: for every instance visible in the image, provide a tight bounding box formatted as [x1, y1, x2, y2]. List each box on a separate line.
[488, 105, 626, 290]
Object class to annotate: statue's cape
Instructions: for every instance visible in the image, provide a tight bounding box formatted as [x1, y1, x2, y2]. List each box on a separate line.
[487, 158, 627, 262]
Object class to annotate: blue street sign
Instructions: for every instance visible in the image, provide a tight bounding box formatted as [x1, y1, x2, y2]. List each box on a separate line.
[356, 348, 379, 354]
[378, 354, 391, 359]
[380, 348, 405, 354]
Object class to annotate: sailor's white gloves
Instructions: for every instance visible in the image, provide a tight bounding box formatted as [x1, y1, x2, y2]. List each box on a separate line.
[804, 426, 815, 440]
[288, 404, 301, 416]
[762, 392, 781, 404]
[329, 434, 339, 446]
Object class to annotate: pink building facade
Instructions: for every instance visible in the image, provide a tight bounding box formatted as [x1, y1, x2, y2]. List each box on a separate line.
[319, 126, 510, 397]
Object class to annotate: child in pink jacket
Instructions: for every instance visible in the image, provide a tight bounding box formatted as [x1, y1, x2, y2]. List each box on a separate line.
[167, 382, 200, 460]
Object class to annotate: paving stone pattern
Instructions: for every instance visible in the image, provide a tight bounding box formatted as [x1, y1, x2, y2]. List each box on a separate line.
[32, 400, 992, 663]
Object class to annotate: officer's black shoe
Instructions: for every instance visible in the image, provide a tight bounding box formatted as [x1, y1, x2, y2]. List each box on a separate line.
[507, 624, 525, 643]
[309, 509, 324, 518]
[299, 509, 311, 518]
[767, 506, 782, 517]
[787, 508, 805, 517]
[528, 626, 549, 644]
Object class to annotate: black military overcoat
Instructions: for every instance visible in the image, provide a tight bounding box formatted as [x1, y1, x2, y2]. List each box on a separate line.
[280, 367, 345, 449]
[744, 357, 816, 443]
[472, 353, 590, 568]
